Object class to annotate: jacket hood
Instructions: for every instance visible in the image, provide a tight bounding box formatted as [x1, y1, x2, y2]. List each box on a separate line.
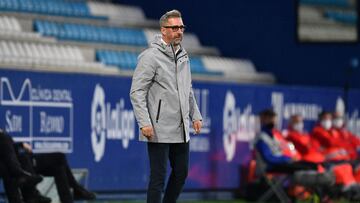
[150, 34, 184, 59]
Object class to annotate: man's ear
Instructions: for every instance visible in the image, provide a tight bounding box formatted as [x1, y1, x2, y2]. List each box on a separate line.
[160, 27, 167, 36]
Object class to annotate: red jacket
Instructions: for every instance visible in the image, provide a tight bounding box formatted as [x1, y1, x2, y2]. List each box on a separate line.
[311, 125, 351, 161]
[332, 127, 359, 160]
[272, 129, 301, 160]
[286, 129, 325, 163]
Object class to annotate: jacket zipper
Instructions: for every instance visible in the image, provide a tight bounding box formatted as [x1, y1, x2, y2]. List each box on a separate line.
[177, 54, 187, 62]
[170, 44, 186, 142]
[156, 99, 162, 123]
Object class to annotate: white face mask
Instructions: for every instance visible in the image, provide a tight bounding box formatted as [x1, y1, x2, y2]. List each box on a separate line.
[292, 122, 304, 132]
[321, 119, 332, 130]
[333, 118, 344, 129]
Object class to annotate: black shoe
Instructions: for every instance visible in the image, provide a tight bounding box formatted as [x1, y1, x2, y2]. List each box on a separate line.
[73, 186, 96, 200]
[25, 189, 52, 203]
[17, 170, 43, 188]
[25, 195, 51, 203]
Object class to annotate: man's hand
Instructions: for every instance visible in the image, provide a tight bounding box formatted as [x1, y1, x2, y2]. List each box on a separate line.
[22, 142, 32, 153]
[193, 120, 202, 134]
[141, 125, 154, 139]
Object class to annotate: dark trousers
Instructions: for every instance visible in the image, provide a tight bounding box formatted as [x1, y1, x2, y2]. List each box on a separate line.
[0, 132, 24, 176]
[0, 132, 25, 203]
[0, 163, 23, 203]
[268, 161, 318, 173]
[19, 152, 79, 203]
[147, 142, 189, 203]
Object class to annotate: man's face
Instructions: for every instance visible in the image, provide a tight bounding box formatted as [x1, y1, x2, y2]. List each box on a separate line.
[161, 17, 184, 46]
[290, 115, 303, 125]
[320, 113, 332, 122]
[320, 113, 332, 130]
[260, 115, 277, 129]
[290, 115, 304, 132]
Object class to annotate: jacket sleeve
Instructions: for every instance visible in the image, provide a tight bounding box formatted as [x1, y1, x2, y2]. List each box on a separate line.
[130, 51, 156, 128]
[189, 83, 202, 122]
[256, 140, 292, 165]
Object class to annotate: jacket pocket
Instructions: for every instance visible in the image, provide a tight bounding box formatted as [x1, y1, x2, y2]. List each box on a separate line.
[156, 99, 162, 123]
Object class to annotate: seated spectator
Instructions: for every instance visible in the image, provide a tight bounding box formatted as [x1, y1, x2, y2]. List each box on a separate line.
[331, 111, 360, 160]
[255, 109, 318, 173]
[0, 129, 43, 203]
[16, 143, 96, 203]
[0, 129, 96, 203]
[287, 114, 360, 198]
[285, 114, 325, 163]
[311, 111, 351, 162]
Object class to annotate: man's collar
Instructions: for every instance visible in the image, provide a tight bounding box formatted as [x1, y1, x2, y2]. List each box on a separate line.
[161, 38, 180, 53]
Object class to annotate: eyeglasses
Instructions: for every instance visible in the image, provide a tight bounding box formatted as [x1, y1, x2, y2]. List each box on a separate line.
[162, 25, 186, 32]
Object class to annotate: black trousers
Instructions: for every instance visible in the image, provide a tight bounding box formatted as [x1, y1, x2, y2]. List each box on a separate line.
[18, 152, 80, 203]
[0, 132, 24, 176]
[0, 162, 23, 203]
[147, 142, 189, 203]
[268, 161, 318, 173]
[0, 132, 25, 203]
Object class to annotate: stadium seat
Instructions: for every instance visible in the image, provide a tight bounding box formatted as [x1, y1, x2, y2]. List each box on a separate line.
[0, 16, 22, 32]
[33, 20, 148, 46]
[300, 0, 352, 8]
[96, 50, 138, 70]
[0, 0, 107, 19]
[0, 40, 106, 70]
[88, 1, 146, 23]
[190, 57, 222, 75]
[324, 10, 357, 25]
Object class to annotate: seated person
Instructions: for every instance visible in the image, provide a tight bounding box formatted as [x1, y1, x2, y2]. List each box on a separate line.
[16, 143, 96, 203]
[0, 129, 96, 203]
[0, 129, 43, 203]
[255, 109, 318, 173]
[287, 114, 360, 197]
[331, 111, 360, 160]
[285, 114, 326, 164]
[311, 111, 351, 162]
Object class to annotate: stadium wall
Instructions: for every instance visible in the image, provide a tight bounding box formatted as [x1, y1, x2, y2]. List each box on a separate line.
[0, 69, 359, 191]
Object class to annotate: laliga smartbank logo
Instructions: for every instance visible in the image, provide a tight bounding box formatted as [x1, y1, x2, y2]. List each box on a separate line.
[223, 91, 257, 162]
[91, 84, 135, 162]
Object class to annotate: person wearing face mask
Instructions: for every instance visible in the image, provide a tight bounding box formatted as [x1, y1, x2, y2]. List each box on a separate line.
[285, 114, 325, 163]
[331, 111, 360, 161]
[311, 111, 351, 162]
[255, 109, 360, 201]
[286, 114, 360, 196]
[255, 109, 319, 173]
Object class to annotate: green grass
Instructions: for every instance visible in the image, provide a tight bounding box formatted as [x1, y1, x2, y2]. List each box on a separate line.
[89, 200, 352, 203]
[92, 201, 248, 203]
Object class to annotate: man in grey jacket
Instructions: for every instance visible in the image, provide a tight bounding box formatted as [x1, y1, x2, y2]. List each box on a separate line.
[130, 9, 202, 203]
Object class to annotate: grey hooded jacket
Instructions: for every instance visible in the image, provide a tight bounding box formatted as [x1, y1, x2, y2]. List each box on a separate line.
[130, 35, 202, 143]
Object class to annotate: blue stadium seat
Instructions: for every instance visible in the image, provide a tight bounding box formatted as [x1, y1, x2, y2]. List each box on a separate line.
[300, 0, 352, 7]
[0, 0, 107, 19]
[96, 50, 223, 75]
[96, 50, 139, 70]
[190, 57, 223, 75]
[33, 20, 148, 47]
[324, 10, 357, 25]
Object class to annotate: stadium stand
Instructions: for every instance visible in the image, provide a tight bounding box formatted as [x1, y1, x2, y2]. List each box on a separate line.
[300, 0, 353, 8]
[0, 0, 275, 84]
[298, 0, 357, 42]
[0, 0, 107, 19]
[324, 10, 357, 25]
